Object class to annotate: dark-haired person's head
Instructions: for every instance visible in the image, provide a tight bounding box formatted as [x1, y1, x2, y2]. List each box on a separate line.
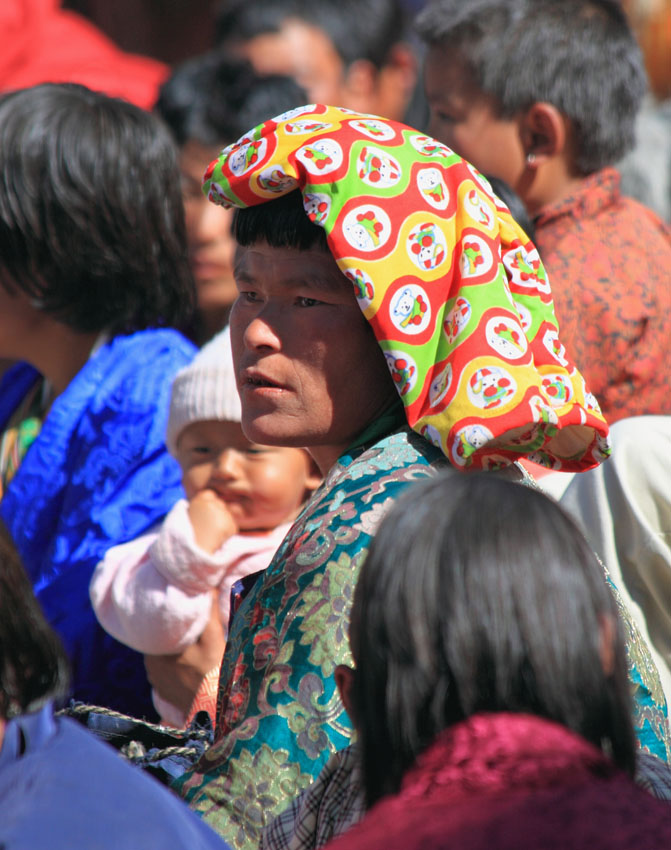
[0, 83, 194, 335]
[416, 0, 647, 214]
[156, 54, 307, 343]
[215, 0, 418, 122]
[346, 473, 635, 806]
[233, 188, 328, 252]
[0, 522, 69, 721]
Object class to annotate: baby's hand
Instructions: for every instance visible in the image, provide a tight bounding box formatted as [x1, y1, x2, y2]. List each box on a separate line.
[188, 490, 238, 553]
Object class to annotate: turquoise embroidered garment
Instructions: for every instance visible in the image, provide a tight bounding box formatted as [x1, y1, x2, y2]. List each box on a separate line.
[175, 413, 448, 846]
[175, 417, 670, 850]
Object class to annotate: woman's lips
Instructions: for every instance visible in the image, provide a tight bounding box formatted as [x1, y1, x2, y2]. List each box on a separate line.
[192, 260, 231, 282]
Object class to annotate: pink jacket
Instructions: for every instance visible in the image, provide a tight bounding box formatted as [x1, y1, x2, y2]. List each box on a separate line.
[90, 499, 290, 724]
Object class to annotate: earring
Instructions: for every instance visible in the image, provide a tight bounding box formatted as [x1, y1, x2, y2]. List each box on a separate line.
[526, 152, 537, 165]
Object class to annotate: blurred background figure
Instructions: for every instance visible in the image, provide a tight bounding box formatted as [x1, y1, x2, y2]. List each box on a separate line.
[0, 0, 167, 108]
[156, 52, 306, 345]
[214, 0, 425, 127]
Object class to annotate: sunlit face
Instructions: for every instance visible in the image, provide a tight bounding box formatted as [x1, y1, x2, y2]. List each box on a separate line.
[176, 419, 317, 532]
[180, 140, 237, 316]
[424, 47, 526, 194]
[231, 241, 398, 474]
[239, 18, 347, 107]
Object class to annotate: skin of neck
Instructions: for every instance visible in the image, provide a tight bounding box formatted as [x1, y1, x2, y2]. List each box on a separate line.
[15, 310, 99, 397]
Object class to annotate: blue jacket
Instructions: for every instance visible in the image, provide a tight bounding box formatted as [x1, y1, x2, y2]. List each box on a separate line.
[0, 703, 228, 849]
[0, 329, 196, 716]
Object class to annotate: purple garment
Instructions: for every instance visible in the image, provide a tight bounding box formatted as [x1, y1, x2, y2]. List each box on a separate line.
[0, 703, 229, 850]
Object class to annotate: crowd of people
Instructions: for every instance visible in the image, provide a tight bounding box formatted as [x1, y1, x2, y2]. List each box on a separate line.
[1, 0, 671, 847]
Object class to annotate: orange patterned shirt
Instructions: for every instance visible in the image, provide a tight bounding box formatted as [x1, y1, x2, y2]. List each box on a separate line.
[534, 167, 671, 422]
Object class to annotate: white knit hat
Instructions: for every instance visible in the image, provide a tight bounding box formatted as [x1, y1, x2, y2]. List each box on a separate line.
[166, 326, 242, 455]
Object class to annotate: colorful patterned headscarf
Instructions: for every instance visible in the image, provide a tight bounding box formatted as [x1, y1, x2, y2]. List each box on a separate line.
[203, 104, 610, 472]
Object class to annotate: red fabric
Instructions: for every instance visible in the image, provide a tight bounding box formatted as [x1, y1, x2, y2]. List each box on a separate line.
[326, 713, 671, 850]
[0, 0, 167, 109]
[533, 167, 671, 423]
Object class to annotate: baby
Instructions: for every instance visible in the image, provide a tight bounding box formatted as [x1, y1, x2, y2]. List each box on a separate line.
[90, 328, 320, 727]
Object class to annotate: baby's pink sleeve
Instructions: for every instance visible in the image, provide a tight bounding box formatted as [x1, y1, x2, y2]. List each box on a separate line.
[89, 500, 229, 654]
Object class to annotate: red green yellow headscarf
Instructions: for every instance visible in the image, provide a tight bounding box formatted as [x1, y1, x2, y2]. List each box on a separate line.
[203, 104, 610, 472]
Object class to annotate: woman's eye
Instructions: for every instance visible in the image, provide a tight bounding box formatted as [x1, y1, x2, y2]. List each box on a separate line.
[433, 110, 455, 125]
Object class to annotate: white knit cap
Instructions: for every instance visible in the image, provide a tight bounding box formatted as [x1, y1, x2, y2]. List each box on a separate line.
[166, 326, 242, 455]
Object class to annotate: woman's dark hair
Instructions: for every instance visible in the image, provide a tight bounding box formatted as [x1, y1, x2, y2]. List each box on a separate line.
[156, 51, 307, 149]
[351, 473, 636, 806]
[0, 522, 70, 717]
[0, 83, 195, 333]
[416, 0, 647, 174]
[233, 189, 329, 251]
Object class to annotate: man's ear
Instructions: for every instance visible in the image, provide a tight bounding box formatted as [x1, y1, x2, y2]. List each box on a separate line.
[520, 101, 568, 164]
[335, 663, 357, 725]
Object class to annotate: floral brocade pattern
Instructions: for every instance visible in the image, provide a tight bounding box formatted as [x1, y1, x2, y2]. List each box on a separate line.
[175, 425, 448, 848]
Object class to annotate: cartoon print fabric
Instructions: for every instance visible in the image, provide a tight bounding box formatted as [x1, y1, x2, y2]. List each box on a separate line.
[203, 104, 610, 472]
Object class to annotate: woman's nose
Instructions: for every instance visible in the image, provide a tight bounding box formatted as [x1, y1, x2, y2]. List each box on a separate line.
[188, 197, 232, 246]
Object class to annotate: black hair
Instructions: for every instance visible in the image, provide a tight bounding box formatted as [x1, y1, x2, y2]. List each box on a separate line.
[0, 522, 70, 717]
[156, 51, 307, 148]
[415, 0, 647, 173]
[351, 473, 636, 806]
[0, 83, 194, 333]
[215, 0, 408, 70]
[486, 175, 536, 242]
[233, 189, 329, 251]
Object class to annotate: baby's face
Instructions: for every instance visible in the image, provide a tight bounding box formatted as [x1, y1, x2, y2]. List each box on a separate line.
[176, 420, 319, 532]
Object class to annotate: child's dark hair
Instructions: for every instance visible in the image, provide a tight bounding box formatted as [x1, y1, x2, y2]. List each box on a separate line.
[416, 0, 647, 174]
[350, 473, 636, 806]
[156, 51, 307, 148]
[215, 0, 408, 70]
[0, 83, 194, 333]
[233, 190, 329, 252]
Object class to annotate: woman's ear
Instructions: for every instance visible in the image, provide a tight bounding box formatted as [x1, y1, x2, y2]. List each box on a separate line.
[335, 663, 357, 726]
[520, 101, 568, 164]
[598, 613, 616, 677]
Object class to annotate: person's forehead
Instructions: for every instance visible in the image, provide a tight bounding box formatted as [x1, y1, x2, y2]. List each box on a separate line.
[424, 47, 480, 102]
[234, 241, 350, 293]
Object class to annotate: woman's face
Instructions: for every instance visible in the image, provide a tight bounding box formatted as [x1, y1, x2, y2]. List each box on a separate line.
[180, 140, 238, 317]
[230, 240, 398, 475]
